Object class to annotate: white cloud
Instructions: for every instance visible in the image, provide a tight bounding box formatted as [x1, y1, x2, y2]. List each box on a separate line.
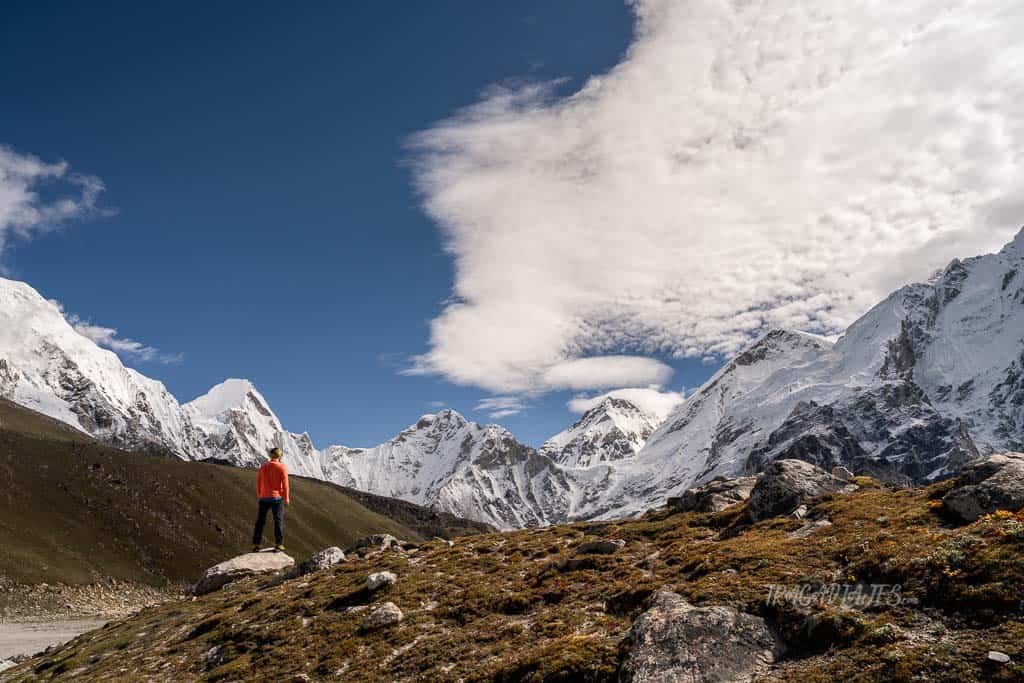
[63, 310, 183, 365]
[0, 145, 105, 259]
[542, 356, 672, 391]
[568, 386, 684, 422]
[475, 395, 527, 418]
[408, 0, 1024, 394]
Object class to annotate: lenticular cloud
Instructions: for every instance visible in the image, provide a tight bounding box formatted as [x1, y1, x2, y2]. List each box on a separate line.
[410, 0, 1024, 394]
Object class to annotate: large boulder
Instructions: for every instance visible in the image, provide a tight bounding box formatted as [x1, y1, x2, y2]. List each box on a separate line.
[942, 452, 1024, 523]
[668, 476, 759, 514]
[620, 588, 781, 682]
[747, 459, 844, 521]
[193, 551, 294, 595]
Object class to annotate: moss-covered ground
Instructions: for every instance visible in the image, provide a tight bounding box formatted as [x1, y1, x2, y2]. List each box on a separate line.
[5, 479, 1023, 682]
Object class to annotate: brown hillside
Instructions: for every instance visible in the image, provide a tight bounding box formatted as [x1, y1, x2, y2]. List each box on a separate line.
[0, 399, 481, 586]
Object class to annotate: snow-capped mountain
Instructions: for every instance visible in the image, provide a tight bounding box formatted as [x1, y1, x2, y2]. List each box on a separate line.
[0, 278, 190, 455]
[2, 231, 1022, 529]
[589, 229, 1024, 519]
[184, 379, 326, 479]
[0, 278, 324, 478]
[321, 410, 586, 529]
[540, 397, 660, 468]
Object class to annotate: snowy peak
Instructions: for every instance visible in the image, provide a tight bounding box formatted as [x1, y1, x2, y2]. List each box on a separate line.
[1000, 225, 1024, 255]
[185, 379, 264, 419]
[541, 397, 660, 468]
[0, 276, 190, 455]
[184, 379, 325, 478]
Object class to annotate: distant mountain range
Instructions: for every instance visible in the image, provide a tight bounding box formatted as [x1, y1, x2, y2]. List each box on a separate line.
[2, 230, 1022, 528]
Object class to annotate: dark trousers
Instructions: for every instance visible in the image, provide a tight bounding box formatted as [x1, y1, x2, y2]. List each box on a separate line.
[252, 498, 285, 546]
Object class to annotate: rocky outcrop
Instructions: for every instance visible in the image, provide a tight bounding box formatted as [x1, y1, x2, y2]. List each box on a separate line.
[667, 476, 759, 514]
[942, 452, 1024, 522]
[193, 551, 294, 595]
[747, 459, 844, 521]
[620, 588, 781, 682]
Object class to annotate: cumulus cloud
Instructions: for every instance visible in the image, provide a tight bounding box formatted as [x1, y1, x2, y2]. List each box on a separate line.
[61, 309, 183, 365]
[0, 145, 105, 259]
[475, 395, 527, 419]
[568, 386, 684, 422]
[408, 0, 1024, 394]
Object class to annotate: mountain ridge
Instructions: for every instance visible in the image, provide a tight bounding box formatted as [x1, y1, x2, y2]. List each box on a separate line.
[1, 230, 1022, 528]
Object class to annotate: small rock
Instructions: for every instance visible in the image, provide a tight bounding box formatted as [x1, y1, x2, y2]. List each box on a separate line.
[874, 515, 889, 525]
[988, 650, 1011, 664]
[576, 539, 626, 555]
[791, 505, 809, 520]
[286, 547, 346, 579]
[347, 534, 403, 555]
[787, 518, 832, 539]
[865, 623, 905, 645]
[831, 466, 855, 482]
[0, 660, 16, 673]
[366, 571, 397, 591]
[361, 602, 403, 630]
[433, 537, 455, 548]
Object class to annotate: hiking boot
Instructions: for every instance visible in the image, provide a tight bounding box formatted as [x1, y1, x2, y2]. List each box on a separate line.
[274, 544, 286, 552]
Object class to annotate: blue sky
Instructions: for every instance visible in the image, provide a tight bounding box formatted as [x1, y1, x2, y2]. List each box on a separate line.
[0, 1, 718, 446]
[5, 2, 1018, 448]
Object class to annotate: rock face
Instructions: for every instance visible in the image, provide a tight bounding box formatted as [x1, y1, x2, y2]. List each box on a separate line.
[668, 476, 759, 514]
[361, 602, 403, 631]
[366, 571, 397, 592]
[942, 452, 1024, 522]
[620, 588, 781, 682]
[288, 547, 345, 578]
[193, 551, 295, 595]
[747, 460, 844, 521]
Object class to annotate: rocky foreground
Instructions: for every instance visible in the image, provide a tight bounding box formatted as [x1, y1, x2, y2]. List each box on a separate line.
[4, 454, 1024, 682]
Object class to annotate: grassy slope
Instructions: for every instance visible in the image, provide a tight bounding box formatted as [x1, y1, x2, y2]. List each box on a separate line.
[0, 399, 420, 585]
[7, 478, 1023, 681]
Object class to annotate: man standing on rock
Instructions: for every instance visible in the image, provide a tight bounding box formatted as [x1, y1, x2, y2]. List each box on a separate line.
[252, 447, 289, 552]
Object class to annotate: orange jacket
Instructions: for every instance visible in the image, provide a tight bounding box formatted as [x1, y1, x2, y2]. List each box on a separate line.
[257, 460, 289, 503]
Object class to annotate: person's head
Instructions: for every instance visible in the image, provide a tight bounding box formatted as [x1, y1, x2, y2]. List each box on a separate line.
[268, 447, 283, 460]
